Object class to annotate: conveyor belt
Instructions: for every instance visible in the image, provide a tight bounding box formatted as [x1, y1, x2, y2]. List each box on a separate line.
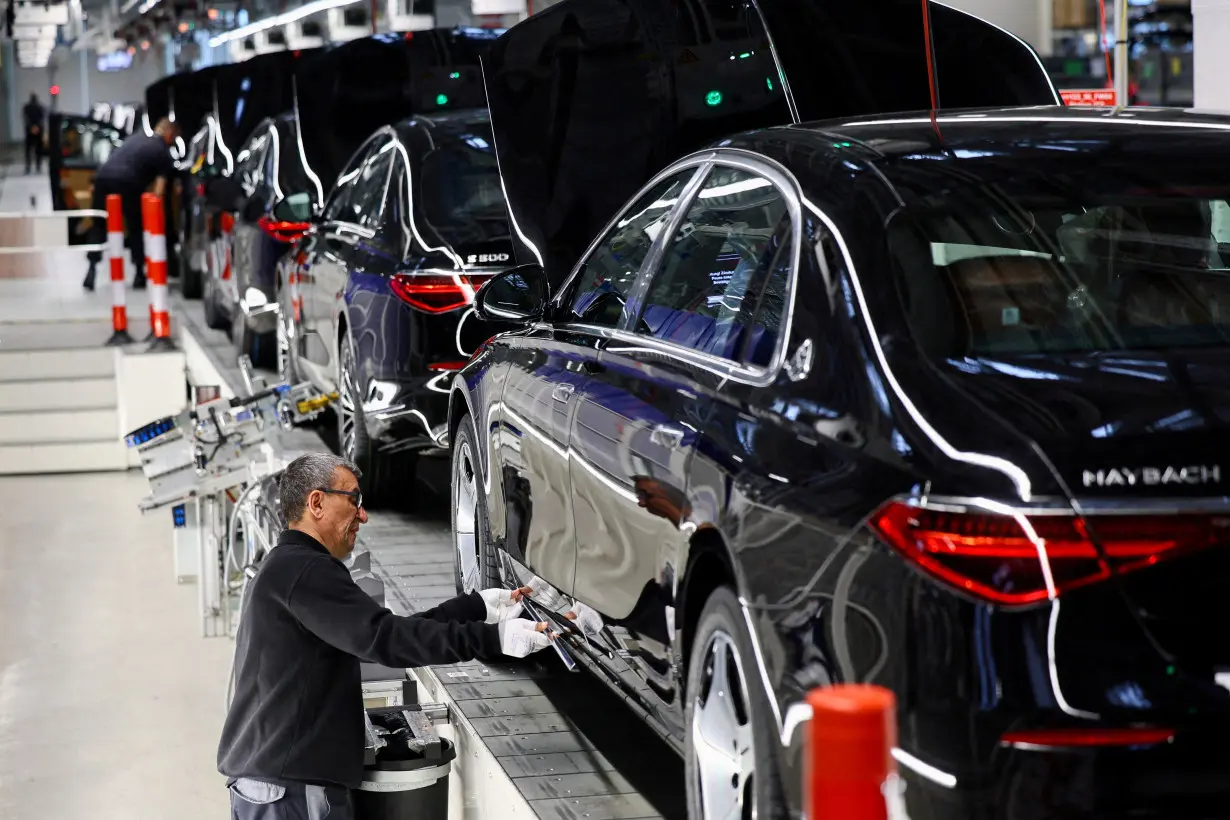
[175, 293, 686, 820]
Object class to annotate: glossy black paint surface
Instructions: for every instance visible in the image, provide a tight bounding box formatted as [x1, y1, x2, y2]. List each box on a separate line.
[287, 111, 517, 454]
[453, 109, 1230, 819]
[481, 0, 1059, 290]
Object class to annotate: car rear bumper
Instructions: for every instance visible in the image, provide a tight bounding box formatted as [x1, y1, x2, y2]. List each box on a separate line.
[361, 377, 451, 455]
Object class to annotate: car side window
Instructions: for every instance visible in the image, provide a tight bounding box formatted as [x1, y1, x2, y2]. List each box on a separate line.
[378, 157, 410, 249]
[632, 166, 791, 362]
[339, 142, 394, 227]
[236, 130, 269, 194]
[322, 141, 376, 224]
[556, 170, 696, 328]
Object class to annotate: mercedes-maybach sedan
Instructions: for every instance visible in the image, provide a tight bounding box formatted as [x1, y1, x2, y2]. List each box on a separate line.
[279, 110, 517, 500]
[204, 111, 323, 368]
[450, 108, 1230, 820]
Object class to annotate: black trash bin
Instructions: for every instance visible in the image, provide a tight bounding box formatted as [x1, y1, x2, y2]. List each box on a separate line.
[354, 706, 455, 820]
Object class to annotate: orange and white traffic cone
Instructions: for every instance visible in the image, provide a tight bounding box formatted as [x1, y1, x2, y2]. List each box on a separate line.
[142, 193, 175, 352]
[104, 194, 134, 346]
[805, 684, 900, 820]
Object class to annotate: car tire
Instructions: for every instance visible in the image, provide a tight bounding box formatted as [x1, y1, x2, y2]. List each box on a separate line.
[337, 330, 414, 505]
[685, 586, 785, 820]
[451, 413, 500, 594]
[233, 308, 276, 370]
[181, 253, 203, 299]
[276, 277, 299, 385]
[203, 268, 229, 332]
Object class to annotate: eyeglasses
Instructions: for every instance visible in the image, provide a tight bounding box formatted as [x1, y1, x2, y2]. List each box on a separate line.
[318, 487, 363, 509]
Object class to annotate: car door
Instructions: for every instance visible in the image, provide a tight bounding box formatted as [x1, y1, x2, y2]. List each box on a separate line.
[324, 137, 398, 373]
[225, 129, 273, 312]
[230, 124, 273, 313]
[567, 160, 798, 735]
[495, 167, 704, 603]
[297, 135, 389, 387]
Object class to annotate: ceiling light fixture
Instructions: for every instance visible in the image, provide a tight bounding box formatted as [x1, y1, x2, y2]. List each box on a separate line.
[208, 0, 361, 46]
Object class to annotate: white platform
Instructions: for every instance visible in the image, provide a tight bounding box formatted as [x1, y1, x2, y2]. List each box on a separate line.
[0, 165, 186, 475]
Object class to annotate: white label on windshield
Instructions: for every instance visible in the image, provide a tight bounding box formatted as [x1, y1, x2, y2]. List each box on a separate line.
[1002, 306, 1021, 326]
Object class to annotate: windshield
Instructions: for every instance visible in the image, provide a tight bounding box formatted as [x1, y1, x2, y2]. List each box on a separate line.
[418, 127, 510, 247]
[888, 169, 1230, 358]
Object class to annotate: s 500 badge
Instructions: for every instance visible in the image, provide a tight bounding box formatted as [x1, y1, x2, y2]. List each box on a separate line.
[1082, 465, 1222, 488]
[467, 253, 510, 264]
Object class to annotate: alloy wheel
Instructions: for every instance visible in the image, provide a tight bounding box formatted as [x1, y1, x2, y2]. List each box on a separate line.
[338, 341, 358, 460]
[692, 631, 756, 820]
[452, 437, 480, 592]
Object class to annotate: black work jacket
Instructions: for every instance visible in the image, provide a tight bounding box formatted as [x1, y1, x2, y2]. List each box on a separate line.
[217, 529, 500, 788]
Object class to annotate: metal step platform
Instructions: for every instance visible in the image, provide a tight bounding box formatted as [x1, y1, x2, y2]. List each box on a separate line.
[175, 293, 686, 820]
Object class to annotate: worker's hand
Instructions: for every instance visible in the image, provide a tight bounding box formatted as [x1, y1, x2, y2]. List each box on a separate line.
[497, 618, 554, 658]
[479, 586, 532, 624]
[562, 600, 604, 638]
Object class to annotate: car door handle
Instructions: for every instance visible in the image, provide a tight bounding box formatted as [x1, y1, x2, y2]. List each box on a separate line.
[650, 424, 686, 449]
[552, 383, 576, 403]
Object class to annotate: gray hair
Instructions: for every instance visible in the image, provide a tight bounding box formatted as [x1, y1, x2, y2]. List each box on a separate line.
[279, 452, 362, 524]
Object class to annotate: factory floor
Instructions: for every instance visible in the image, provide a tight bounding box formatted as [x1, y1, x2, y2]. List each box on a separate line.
[0, 457, 233, 818]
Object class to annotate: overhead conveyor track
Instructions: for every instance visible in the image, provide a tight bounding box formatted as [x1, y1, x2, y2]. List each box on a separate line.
[175, 292, 686, 820]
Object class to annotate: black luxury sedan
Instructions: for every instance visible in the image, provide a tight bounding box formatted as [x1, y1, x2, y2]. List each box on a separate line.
[204, 110, 324, 368]
[279, 109, 517, 499]
[451, 106, 1230, 820]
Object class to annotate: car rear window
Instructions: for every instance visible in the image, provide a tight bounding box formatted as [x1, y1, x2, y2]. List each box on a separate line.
[418, 126, 510, 246]
[890, 191, 1230, 357]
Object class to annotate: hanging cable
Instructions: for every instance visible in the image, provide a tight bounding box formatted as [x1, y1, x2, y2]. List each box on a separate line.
[920, 0, 940, 111]
[1097, 0, 1114, 89]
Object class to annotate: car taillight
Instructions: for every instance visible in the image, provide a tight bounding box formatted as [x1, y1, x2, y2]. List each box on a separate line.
[389, 272, 495, 314]
[871, 502, 1229, 606]
[258, 215, 310, 243]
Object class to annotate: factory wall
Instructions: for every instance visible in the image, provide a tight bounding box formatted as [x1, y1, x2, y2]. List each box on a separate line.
[6, 48, 165, 142]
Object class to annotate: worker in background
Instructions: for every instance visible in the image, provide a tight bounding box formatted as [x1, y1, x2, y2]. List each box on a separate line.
[218, 453, 554, 820]
[81, 117, 179, 292]
[23, 93, 45, 175]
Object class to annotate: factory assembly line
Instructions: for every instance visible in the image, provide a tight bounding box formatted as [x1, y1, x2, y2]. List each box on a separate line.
[8, 0, 1230, 818]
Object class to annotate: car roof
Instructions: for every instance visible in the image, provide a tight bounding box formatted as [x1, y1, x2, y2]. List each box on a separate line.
[393, 108, 490, 141]
[712, 105, 1230, 210]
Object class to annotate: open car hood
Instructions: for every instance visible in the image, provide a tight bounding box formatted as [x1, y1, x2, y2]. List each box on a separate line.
[481, 0, 1060, 288]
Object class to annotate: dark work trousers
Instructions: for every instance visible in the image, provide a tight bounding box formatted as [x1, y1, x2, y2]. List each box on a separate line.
[24, 129, 41, 173]
[228, 778, 354, 820]
[86, 179, 145, 279]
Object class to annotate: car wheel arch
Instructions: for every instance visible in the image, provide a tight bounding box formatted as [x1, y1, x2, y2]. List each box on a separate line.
[449, 384, 507, 548]
[677, 525, 741, 683]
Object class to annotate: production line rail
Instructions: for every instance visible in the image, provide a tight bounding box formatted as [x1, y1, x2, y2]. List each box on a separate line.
[174, 294, 686, 820]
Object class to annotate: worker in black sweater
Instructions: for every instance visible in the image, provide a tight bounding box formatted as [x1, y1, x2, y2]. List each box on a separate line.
[82, 117, 179, 291]
[218, 452, 552, 820]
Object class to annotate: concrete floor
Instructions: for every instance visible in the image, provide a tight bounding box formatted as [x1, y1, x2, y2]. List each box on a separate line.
[0, 470, 233, 819]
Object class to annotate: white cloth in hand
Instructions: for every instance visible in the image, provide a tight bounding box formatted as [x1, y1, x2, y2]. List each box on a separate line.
[479, 588, 524, 624]
[563, 599, 604, 638]
[498, 618, 552, 658]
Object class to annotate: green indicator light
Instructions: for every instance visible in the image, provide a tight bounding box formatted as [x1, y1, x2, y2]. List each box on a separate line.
[436, 94, 449, 106]
[738, 52, 751, 59]
[450, 71, 461, 79]
[705, 90, 723, 107]
[1167, 665, 1176, 675]
[766, 77, 773, 91]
